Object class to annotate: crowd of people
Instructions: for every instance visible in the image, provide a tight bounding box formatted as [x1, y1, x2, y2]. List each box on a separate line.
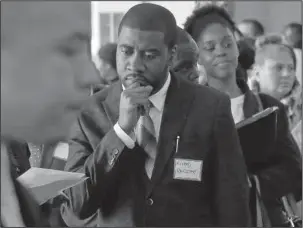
[1, 1, 302, 227]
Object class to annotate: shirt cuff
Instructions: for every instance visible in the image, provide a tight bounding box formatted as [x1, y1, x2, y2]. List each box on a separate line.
[113, 123, 136, 149]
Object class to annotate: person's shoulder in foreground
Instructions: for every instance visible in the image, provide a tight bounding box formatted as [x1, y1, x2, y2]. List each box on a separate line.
[1, 1, 98, 227]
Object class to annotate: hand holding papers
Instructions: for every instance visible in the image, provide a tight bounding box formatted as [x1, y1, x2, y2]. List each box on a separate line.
[236, 106, 279, 166]
[17, 168, 88, 205]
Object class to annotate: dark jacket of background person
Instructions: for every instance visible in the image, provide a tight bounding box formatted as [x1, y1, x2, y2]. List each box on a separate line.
[64, 74, 251, 227]
[236, 79, 302, 226]
[5, 139, 31, 177]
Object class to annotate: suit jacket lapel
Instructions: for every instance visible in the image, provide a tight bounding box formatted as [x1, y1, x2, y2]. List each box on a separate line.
[102, 82, 123, 126]
[148, 75, 196, 195]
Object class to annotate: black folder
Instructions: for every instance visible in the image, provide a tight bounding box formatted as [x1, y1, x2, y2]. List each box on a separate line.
[236, 106, 279, 165]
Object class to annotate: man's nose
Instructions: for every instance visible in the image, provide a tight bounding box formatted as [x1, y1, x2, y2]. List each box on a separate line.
[281, 67, 292, 78]
[127, 53, 145, 72]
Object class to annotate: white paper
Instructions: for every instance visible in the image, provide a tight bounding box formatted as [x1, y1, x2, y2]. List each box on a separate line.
[53, 142, 69, 160]
[17, 168, 88, 205]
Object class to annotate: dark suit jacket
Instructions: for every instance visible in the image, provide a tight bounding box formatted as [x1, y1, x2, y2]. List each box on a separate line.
[64, 74, 251, 226]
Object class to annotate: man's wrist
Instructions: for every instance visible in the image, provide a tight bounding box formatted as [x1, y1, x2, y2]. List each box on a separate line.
[118, 121, 133, 135]
[114, 123, 136, 149]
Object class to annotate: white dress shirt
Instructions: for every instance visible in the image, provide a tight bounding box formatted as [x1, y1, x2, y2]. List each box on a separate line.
[230, 94, 245, 124]
[114, 73, 171, 148]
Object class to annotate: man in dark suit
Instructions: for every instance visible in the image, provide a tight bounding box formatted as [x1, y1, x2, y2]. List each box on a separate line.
[65, 3, 251, 227]
[1, 2, 99, 226]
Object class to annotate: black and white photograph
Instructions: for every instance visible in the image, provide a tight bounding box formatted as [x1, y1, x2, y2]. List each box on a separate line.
[1, 1, 302, 227]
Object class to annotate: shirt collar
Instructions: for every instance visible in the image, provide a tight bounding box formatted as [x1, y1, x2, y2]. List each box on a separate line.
[149, 72, 171, 112]
[121, 73, 171, 112]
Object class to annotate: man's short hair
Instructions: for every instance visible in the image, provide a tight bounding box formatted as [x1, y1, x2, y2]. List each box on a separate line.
[283, 22, 302, 49]
[240, 19, 265, 37]
[284, 22, 302, 36]
[183, 4, 236, 42]
[118, 3, 177, 49]
[254, 34, 296, 68]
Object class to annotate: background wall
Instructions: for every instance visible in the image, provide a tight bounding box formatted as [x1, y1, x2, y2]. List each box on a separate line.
[91, 1, 302, 60]
[233, 1, 302, 34]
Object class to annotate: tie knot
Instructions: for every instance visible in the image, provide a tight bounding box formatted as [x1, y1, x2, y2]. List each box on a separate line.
[140, 101, 153, 116]
[147, 100, 153, 111]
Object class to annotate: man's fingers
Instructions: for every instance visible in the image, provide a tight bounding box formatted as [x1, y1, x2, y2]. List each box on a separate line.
[124, 86, 153, 97]
[132, 97, 149, 104]
[127, 81, 141, 89]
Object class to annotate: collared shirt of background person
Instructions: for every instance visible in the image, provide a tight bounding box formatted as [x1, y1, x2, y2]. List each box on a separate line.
[1, 2, 99, 227]
[92, 42, 120, 94]
[184, 5, 302, 227]
[171, 26, 200, 84]
[237, 19, 265, 40]
[253, 34, 302, 131]
[64, 3, 251, 227]
[282, 22, 302, 85]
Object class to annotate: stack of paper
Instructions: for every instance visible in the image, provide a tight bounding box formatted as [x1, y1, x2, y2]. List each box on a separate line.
[17, 168, 88, 205]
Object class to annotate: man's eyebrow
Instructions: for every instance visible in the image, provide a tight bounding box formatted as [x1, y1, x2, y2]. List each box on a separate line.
[203, 40, 215, 45]
[118, 45, 160, 53]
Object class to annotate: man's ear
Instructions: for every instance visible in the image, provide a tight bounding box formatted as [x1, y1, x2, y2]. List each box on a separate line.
[168, 45, 177, 67]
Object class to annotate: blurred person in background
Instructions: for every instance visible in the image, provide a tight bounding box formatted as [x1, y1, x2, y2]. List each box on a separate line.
[237, 36, 256, 84]
[282, 23, 302, 85]
[237, 19, 265, 40]
[1, 1, 98, 226]
[92, 43, 119, 94]
[184, 5, 302, 227]
[282, 23, 302, 50]
[236, 37, 259, 92]
[253, 34, 302, 130]
[171, 26, 200, 83]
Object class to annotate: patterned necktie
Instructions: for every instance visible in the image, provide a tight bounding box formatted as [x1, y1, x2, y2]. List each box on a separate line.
[137, 102, 157, 179]
[28, 143, 43, 167]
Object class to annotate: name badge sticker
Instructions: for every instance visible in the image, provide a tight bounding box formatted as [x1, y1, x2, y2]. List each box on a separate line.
[173, 158, 203, 182]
